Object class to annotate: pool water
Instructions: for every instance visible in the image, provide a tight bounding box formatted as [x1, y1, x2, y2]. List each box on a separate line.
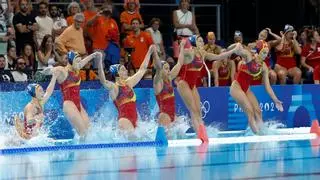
[1, 138, 319, 180]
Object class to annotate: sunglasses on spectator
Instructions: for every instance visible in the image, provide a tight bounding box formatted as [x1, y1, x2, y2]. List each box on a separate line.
[18, 62, 26, 65]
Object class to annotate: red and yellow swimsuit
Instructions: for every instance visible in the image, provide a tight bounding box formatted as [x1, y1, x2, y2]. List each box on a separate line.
[251, 73, 263, 85]
[178, 56, 204, 89]
[24, 103, 43, 135]
[236, 61, 263, 92]
[276, 42, 297, 69]
[218, 64, 231, 86]
[114, 83, 138, 127]
[60, 69, 82, 112]
[156, 79, 175, 122]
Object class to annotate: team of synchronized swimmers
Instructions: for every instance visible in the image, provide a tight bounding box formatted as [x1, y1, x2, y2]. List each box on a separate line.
[14, 36, 284, 143]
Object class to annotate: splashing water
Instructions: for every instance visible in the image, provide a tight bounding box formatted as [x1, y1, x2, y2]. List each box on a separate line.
[244, 120, 286, 136]
[0, 110, 224, 149]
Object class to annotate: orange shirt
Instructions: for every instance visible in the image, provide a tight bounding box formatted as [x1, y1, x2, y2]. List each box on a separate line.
[91, 16, 119, 50]
[120, 11, 144, 33]
[80, 70, 97, 81]
[123, 31, 153, 68]
[66, 16, 74, 26]
[55, 25, 86, 55]
[83, 10, 97, 35]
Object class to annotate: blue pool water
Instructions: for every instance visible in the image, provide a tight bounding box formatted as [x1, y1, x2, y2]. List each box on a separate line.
[1, 138, 319, 180]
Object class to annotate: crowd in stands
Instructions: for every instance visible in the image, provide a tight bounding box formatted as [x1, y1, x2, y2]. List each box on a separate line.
[0, 0, 320, 86]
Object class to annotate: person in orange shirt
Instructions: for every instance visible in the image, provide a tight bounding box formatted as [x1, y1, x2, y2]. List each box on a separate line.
[81, 1, 97, 34]
[87, 1, 119, 69]
[123, 18, 154, 71]
[66, 1, 81, 26]
[120, 0, 144, 34]
[87, 2, 119, 52]
[55, 13, 86, 56]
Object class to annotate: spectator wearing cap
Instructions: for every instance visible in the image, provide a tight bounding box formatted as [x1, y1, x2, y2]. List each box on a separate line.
[300, 29, 320, 84]
[199, 31, 222, 86]
[120, 0, 144, 34]
[146, 18, 166, 60]
[275, 24, 302, 84]
[173, 0, 199, 37]
[66, 2, 81, 26]
[55, 13, 86, 56]
[230, 30, 246, 69]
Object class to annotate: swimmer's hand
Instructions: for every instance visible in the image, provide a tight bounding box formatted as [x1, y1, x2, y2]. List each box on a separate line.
[274, 99, 283, 112]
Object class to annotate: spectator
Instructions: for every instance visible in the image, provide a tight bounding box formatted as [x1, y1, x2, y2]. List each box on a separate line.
[0, 26, 16, 52]
[87, 1, 119, 68]
[120, 0, 144, 34]
[0, 3, 14, 55]
[11, 56, 28, 82]
[300, 29, 320, 84]
[37, 34, 56, 70]
[55, 13, 86, 56]
[146, 18, 166, 60]
[230, 30, 246, 68]
[12, 0, 38, 57]
[79, 61, 97, 81]
[35, 1, 53, 47]
[298, 27, 310, 47]
[4, 46, 17, 70]
[21, 43, 35, 70]
[204, 32, 222, 68]
[248, 28, 281, 85]
[275, 25, 302, 84]
[213, 49, 235, 87]
[5, 0, 15, 26]
[82, 0, 96, 32]
[173, 0, 199, 37]
[200, 31, 222, 86]
[0, 54, 15, 82]
[66, 1, 81, 26]
[50, 5, 67, 38]
[82, 0, 97, 56]
[123, 18, 153, 73]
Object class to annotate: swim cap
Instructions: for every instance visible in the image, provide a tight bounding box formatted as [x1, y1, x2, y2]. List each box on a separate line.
[109, 64, 121, 76]
[188, 35, 197, 47]
[67, 51, 80, 65]
[27, 83, 40, 97]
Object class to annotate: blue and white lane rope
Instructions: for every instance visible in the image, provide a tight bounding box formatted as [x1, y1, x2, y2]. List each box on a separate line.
[0, 141, 163, 155]
[0, 128, 318, 154]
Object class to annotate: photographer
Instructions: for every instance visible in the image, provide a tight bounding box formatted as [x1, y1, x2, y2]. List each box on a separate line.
[123, 18, 154, 78]
[86, 1, 119, 69]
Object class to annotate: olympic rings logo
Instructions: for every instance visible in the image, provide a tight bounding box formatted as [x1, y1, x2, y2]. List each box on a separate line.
[200, 100, 211, 118]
